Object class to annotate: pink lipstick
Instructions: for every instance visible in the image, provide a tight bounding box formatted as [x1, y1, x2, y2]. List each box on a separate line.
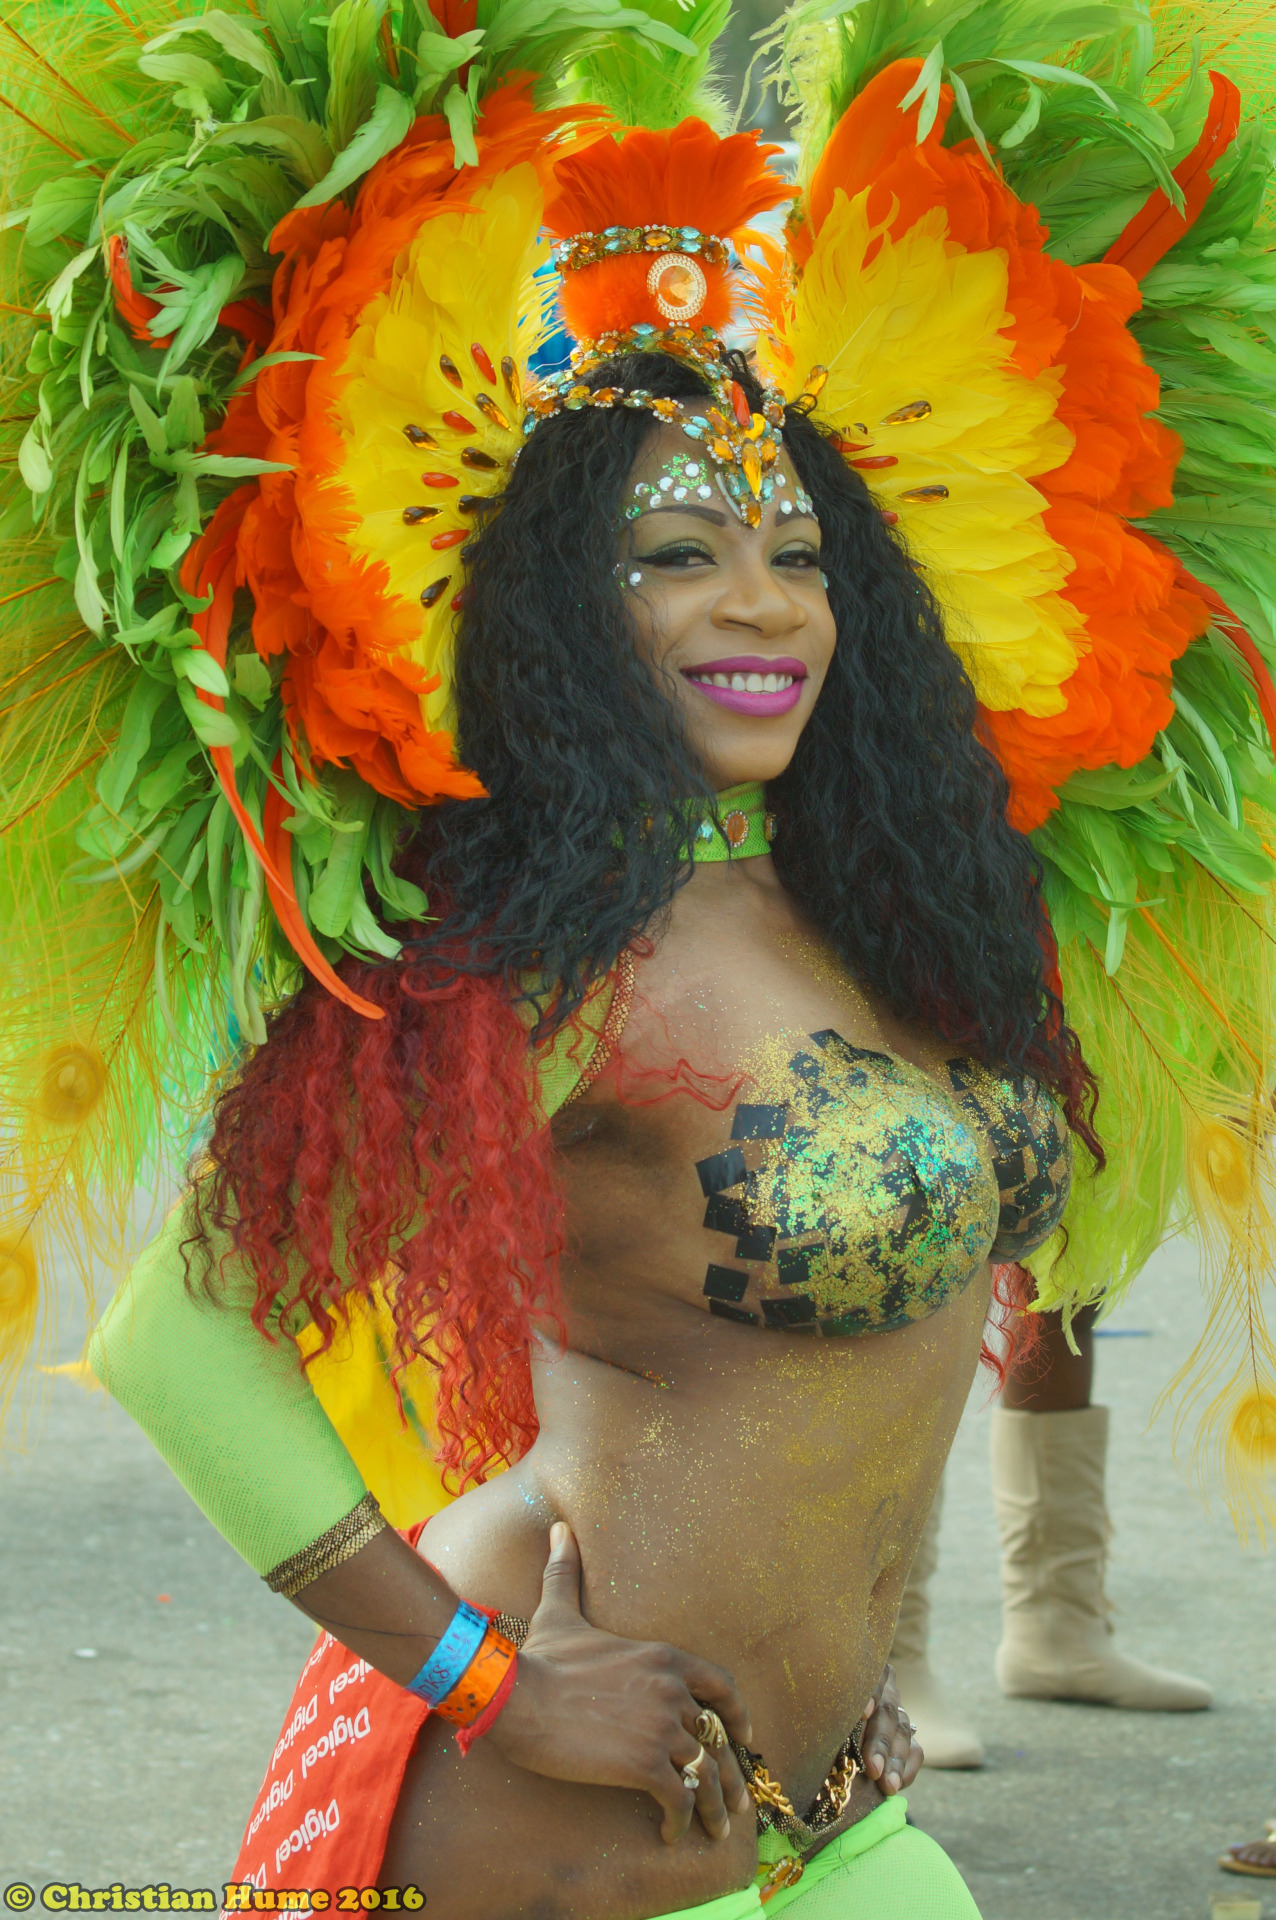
[682, 655, 807, 717]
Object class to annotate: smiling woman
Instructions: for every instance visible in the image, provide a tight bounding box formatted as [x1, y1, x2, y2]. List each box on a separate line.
[89, 339, 1089, 1918]
[5, 3, 1276, 1912]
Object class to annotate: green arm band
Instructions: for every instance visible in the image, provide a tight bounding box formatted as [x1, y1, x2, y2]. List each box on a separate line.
[88, 971, 621, 1577]
[88, 1202, 367, 1576]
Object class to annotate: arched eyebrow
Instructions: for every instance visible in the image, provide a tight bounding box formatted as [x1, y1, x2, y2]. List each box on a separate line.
[633, 503, 727, 527]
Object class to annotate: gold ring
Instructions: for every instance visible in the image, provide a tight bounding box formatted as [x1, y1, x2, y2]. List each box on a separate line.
[694, 1708, 728, 1751]
[680, 1744, 706, 1791]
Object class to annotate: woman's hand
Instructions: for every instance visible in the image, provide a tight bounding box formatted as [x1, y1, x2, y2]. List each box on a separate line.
[488, 1522, 754, 1845]
[861, 1661, 923, 1794]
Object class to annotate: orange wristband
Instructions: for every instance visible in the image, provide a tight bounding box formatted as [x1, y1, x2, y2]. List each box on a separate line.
[433, 1623, 518, 1726]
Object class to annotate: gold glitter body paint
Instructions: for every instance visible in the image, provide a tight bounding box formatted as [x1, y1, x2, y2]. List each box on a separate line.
[392, 863, 1068, 1918]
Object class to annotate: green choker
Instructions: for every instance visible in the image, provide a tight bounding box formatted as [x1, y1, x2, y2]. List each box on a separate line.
[689, 783, 776, 861]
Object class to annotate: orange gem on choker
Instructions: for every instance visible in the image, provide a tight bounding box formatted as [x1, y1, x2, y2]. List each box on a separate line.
[689, 785, 777, 861]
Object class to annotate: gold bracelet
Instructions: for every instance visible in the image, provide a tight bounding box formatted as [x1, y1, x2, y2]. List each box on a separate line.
[263, 1491, 387, 1598]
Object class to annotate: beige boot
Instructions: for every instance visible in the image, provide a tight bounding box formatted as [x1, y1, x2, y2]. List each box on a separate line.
[889, 1476, 985, 1767]
[992, 1404, 1212, 1710]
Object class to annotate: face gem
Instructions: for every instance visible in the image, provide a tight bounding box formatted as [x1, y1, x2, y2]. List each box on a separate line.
[632, 448, 720, 514]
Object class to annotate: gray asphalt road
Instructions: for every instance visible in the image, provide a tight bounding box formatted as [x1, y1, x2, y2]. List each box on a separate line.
[0, 1234, 1271, 1917]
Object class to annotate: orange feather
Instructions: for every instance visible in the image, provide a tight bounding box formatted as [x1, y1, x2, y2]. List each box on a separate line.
[789, 59, 1209, 832]
[1104, 71, 1241, 281]
[204, 84, 588, 811]
[544, 121, 788, 343]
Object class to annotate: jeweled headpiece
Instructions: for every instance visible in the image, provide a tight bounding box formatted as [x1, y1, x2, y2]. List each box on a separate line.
[523, 322, 787, 528]
[526, 121, 792, 526]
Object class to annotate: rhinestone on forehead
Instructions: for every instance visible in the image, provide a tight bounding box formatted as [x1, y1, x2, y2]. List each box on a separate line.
[523, 325, 788, 528]
[628, 448, 717, 515]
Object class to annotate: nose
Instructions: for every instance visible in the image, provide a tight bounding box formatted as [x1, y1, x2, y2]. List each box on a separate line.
[711, 548, 807, 639]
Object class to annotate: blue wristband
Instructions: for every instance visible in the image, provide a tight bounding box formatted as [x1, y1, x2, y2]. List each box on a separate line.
[405, 1601, 489, 1706]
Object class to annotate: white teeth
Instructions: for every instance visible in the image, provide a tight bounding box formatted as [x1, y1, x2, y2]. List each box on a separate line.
[693, 671, 796, 693]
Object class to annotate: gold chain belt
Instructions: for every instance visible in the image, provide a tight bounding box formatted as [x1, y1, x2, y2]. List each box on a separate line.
[730, 1727, 864, 1853]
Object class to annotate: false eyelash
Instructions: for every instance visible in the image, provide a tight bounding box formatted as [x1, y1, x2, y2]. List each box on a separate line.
[632, 543, 713, 565]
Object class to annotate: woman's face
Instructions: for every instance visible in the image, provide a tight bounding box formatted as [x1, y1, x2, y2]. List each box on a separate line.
[621, 425, 837, 791]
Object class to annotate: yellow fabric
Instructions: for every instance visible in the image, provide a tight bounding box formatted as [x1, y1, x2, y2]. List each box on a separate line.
[299, 1295, 454, 1527]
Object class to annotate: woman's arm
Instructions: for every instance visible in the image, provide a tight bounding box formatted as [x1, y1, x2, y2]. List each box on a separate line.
[88, 1201, 375, 1576]
[89, 1196, 751, 1843]
[302, 1521, 753, 1845]
[86, 989, 620, 1574]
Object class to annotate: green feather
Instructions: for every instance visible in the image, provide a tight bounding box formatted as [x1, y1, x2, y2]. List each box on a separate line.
[571, 0, 731, 129]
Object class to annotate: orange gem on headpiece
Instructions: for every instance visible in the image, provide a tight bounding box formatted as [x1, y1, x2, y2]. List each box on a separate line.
[544, 121, 788, 346]
[649, 253, 708, 321]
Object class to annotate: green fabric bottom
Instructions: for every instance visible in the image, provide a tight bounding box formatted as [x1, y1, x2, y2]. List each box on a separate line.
[647, 1799, 983, 1920]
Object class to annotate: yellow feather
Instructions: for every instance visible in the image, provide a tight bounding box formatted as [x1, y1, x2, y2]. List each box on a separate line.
[757, 188, 1082, 717]
[333, 165, 553, 734]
